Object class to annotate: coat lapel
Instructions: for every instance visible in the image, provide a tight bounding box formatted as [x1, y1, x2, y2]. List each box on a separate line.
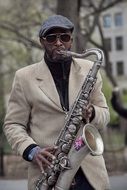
[36, 60, 61, 109]
[35, 58, 85, 110]
[69, 59, 85, 109]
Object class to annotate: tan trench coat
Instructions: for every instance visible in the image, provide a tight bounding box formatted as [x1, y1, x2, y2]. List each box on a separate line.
[4, 58, 110, 190]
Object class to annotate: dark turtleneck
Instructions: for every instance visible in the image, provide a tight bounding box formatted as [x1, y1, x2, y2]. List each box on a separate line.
[44, 53, 72, 111]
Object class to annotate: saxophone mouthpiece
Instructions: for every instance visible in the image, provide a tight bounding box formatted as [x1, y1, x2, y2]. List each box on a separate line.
[59, 50, 71, 57]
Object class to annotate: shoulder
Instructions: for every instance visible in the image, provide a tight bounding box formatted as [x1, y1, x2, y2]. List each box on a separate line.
[72, 57, 94, 73]
[73, 58, 102, 82]
[15, 60, 42, 78]
[73, 58, 93, 68]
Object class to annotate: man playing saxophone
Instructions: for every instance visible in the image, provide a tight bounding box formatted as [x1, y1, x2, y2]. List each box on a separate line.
[3, 15, 110, 190]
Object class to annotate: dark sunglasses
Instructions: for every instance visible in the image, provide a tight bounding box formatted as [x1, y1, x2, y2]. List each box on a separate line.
[42, 33, 71, 43]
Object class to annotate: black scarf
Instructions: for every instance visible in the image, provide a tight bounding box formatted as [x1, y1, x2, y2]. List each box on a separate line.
[44, 53, 72, 111]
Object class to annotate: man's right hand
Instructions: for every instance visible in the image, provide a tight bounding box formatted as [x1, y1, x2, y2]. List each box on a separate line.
[32, 146, 58, 171]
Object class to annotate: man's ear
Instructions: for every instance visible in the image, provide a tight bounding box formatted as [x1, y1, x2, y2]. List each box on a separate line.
[70, 37, 73, 47]
[40, 38, 44, 47]
[71, 37, 73, 43]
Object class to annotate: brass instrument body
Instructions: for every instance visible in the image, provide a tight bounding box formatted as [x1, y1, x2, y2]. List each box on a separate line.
[35, 48, 104, 190]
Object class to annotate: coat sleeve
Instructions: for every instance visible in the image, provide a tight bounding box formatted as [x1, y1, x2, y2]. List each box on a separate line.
[3, 71, 37, 156]
[90, 72, 110, 130]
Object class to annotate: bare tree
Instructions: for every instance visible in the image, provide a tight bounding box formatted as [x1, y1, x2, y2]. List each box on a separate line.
[57, 0, 81, 51]
[0, 50, 5, 176]
[57, 0, 126, 86]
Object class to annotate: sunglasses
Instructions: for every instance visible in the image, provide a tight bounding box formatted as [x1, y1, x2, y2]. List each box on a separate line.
[42, 33, 71, 43]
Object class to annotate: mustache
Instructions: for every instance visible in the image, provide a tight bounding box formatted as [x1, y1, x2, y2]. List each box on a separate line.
[53, 47, 65, 52]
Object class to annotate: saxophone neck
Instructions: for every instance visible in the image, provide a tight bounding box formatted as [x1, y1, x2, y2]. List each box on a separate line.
[60, 48, 104, 63]
[84, 48, 104, 63]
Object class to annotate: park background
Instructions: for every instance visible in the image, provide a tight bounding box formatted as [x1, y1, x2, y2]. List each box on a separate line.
[0, 0, 127, 189]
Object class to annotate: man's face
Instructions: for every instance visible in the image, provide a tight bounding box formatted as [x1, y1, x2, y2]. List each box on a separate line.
[40, 28, 73, 61]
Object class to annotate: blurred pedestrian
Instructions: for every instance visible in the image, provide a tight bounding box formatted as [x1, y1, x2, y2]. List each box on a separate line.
[111, 87, 127, 118]
[111, 87, 127, 144]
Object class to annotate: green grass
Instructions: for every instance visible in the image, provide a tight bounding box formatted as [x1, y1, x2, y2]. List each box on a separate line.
[121, 89, 127, 105]
[101, 70, 120, 125]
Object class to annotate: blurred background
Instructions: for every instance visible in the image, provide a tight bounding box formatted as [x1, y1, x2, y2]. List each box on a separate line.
[0, 0, 127, 189]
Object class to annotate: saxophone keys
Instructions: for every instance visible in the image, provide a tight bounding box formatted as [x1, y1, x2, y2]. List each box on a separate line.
[64, 133, 72, 141]
[59, 156, 71, 170]
[47, 175, 57, 186]
[68, 124, 77, 133]
[54, 164, 61, 172]
[61, 143, 71, 153]
[72, 117, 82, 124]
[57, 152, 66, 160]
[89, 76, 94, 82]
[83, 93, 89, 98]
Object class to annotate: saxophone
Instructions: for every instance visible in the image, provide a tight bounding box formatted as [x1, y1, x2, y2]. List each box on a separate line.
[35, 48, 104, 190]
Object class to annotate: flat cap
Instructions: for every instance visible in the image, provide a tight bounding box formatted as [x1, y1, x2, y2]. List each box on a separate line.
[39, 15, 74, 37]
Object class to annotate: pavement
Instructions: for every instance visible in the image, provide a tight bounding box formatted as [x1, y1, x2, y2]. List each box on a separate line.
[110, 173, 127, 190]
[0, 179, 27, 190]
[0, 173, 127, 190]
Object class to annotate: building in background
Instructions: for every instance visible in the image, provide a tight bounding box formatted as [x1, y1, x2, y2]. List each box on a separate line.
[102, 1, 127, 88]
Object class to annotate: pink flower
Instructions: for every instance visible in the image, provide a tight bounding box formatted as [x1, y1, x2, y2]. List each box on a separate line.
[74, 136, 85, 151]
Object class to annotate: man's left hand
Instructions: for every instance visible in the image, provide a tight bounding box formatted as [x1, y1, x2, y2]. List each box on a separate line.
[83, 104, 95, 122]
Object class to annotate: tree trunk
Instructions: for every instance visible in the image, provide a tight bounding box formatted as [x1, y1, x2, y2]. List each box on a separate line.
[104, 50, 118, 87]
[0, 52, 5, 176]
[57, 0, 83, 52]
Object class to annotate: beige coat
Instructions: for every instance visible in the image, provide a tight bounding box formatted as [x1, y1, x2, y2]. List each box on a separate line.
[4, 58, 110, 190]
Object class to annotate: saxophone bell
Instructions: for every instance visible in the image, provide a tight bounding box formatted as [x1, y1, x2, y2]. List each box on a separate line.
[82, 123, 104, 156]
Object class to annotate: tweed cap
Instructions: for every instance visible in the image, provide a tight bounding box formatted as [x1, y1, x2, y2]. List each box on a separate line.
[39, 15, 74, 37]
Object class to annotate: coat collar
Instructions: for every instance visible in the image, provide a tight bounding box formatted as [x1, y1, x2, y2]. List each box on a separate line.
[68, 58, 85, 108]
[35, 58, 85, 110]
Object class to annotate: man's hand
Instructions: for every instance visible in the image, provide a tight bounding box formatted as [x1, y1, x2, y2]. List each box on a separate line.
[83, 104, 95, 122]
[32, 146, 57, 171]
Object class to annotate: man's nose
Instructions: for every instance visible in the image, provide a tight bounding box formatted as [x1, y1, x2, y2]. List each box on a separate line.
[55, 37, 62, 46]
